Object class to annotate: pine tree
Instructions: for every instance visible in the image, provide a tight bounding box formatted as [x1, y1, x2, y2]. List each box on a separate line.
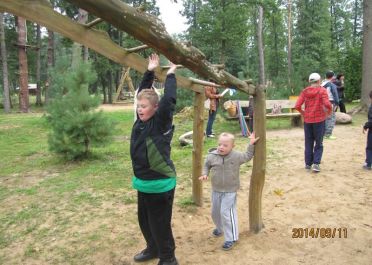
[46, 61, 114, 160]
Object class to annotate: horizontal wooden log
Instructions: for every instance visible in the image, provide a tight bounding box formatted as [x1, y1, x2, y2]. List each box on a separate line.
[85, 18, 103, 28]
[126, 44, 149, 53]
[232, 99, 298, 109]
[189, 77, 221, 87]
[0, 0, 204, 93]
[161, 64, 184, 69]
[66, 0, 255, 95]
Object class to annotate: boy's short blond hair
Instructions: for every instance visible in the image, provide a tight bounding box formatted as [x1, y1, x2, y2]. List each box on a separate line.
[137, 89, 159, 106]
[219, 132, 235, 143]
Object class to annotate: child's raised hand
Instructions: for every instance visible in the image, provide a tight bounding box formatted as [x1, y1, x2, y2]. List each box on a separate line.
[249, 132, 260, 145]
[148, 53, 160, 71]
[166, 61, 177, 75]
[199, 175, 208, 181]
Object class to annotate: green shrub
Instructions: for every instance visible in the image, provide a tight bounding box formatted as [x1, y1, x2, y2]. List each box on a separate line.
[45, 62, 115, 160]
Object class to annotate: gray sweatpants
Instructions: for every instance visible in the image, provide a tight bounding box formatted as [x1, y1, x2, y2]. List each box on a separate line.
[211, 191, 238, 242]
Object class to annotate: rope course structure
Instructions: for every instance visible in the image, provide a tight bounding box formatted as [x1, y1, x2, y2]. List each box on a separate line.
[0, 0, 266, 233]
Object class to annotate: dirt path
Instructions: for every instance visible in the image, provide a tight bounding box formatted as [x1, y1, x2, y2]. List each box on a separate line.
[169, 125, 371, 265]
[98, 105, 371, 264]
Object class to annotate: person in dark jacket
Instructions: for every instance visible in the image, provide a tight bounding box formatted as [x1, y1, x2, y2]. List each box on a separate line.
[322, 71, 339, 140]
[333, 73, 346, 113]
[295, 73, 332, 172]
[363, 91, 372, 170]
[131, 53, 179, 265]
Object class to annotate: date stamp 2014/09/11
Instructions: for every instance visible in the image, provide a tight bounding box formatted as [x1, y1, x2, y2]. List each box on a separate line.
[292, 228, 348, 238]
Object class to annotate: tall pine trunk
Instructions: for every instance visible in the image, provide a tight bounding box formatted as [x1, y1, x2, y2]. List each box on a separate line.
[0, 13, 10, 113]
[101, 77, 107, 104]
[353, 0, 359, 46]
[108, 70, 113, 104]
[45, 29, 54, 104]
[83, 9, 90, 63]
[72, 8, 88, 67]
[36, 24, 42, 106]
[287, 0, 293, 93]
[17, 16, 29, 112]
[362, 0, 372, 108]
[220, 0, 226, 65]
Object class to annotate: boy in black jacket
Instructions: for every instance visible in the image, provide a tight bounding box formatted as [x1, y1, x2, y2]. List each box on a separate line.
[131, 54, 179, 265]
[363, 90, 372, 170]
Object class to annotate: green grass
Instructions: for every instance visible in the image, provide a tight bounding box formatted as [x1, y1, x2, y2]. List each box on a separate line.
[0, 103, 366, 264]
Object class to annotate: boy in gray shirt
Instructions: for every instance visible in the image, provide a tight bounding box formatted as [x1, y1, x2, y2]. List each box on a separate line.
[199, 132, 259, 250]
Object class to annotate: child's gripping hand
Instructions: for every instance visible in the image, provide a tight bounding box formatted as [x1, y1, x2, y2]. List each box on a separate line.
[249, 132, 260, 145]
[199, 175, 208, 181]
[166, 61, 177, 75]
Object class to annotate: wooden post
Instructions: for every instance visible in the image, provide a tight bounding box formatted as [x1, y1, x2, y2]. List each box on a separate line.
[192, 91, 205, 206]
[249, 85, 266, 233]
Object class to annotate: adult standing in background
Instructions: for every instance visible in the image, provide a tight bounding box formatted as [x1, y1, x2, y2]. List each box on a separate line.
[295, 73, 332, 172]
[205, 81, 222, 138]
[333, 73, 346, 113]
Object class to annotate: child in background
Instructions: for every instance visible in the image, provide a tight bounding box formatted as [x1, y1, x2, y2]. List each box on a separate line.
[199, 132, 259, 250]
[363, 91, 372, 170]
[322, 71, 339, 140]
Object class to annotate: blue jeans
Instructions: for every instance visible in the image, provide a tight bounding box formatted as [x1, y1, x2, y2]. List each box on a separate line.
[304, 121, 325, 166]
[366, 129, 372, 167]
[206, 110, 217, 135]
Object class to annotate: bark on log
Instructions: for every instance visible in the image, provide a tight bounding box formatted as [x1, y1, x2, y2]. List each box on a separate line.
[0, 0, 203, 93]
[249, 85, 266, 233]
[66, 0, 255, 94]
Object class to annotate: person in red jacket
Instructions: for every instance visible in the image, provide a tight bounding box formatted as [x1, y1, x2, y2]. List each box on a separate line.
[295, 73, 332, 172]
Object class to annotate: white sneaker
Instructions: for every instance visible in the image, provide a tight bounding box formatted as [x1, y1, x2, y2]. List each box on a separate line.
[312, 164, 320, 172]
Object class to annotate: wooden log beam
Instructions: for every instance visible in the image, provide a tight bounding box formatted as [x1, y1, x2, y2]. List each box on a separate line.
[212, 64, 225, 70]
[66, 0, 255, 95]
[85, 18, 103, 28]
[126, 44, 149, 53]
[161, 64, 184, 69]
[192, 91, 205, 206]
[0, 0, 204, 93]
[249, 85, 266, 233]
[189, 77, 221, 87]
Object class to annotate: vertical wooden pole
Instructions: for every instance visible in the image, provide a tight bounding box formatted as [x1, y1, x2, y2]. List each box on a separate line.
[249, 85, 266, 233]
[192, 91, 205, 206]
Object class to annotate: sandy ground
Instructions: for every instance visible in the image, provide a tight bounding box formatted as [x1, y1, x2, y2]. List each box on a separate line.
[165, 125, 372, 265]
[99, 104, 371, 265]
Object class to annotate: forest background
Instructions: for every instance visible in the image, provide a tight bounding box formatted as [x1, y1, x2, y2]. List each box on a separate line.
[0, 0, 365, 112]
